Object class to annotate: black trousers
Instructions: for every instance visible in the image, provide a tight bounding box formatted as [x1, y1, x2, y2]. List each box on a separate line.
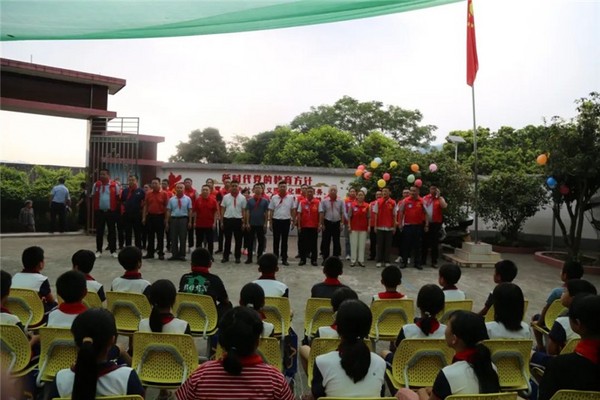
[117, 213, 124, 248]
[272, 219, 291, 261]
[422, 222, 442, 265]
[95, 210, 118, 253]
[223, 218, 243, 260]
[195, 227, 214, 256]
[402, 224, 424, 267]
[247, 225, 266, 260]
[50, 202, 67, 233]
[369, 227, 377, 259]
[376, 229, 393, 263]
[217, 219, 225, 251]
[321, 219, 341, 259]
[300, 227, 318, 263]
[122, 211, 142, 248]
[187, 227, 194, 248]
[146, 214, 165, 256]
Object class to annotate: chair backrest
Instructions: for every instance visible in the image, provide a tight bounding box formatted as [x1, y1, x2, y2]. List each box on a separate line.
[263, 296, 292, 336]
[0, 324, 33, 375]
[106, 291, 151, 334]
[369, 298, 415, 342]
[438, 300, 473, 323]
[390, 339, 454, 389]
[215, 337, 283, 371]
[5, 288, 45, 330]
[485, 300, 529, 323]
[53, 396, 144, 400]
[83, 291, 103, 309]
[307, 337, 373, 387]
[173, 293, 218, 338]
[446, 393, 518, 400]
[544, 300, 567, 329]
[304, 298, 335, 338]
[482, 339, 533, 391]
[560, 338, 580, 355]
[38, 327, 78, 384]
[549, 390, 600, 400]
[318, 398, 398, 400]
[132, 332, 199, 387]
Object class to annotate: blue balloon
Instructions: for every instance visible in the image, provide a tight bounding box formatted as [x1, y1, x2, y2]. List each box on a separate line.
[546, 177, 557, 189]
[374, 157, 383, 164]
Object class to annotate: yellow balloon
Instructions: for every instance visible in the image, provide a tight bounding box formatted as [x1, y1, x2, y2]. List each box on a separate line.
[370, 160, 379, 169]
[377, 179, 386, 188]
[536, 154, 548, 166]
[390, 161, 398, 168]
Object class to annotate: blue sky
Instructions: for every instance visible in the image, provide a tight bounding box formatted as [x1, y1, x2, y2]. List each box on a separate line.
[1, 0, 598, 166]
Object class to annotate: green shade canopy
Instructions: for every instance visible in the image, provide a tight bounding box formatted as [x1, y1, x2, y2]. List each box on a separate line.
[1, 0, 461, 41]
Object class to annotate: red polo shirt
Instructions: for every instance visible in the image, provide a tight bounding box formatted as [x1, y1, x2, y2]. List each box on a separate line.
[145, 190, 169, 215]
[401, 196, 426, 225]
[350, 201, 370, 231]
[423, 194, 444, 223]
[298, 197, 320, 228]
[376, 197, 396, 228]
[193, 196, 219, 228]
[184, 187, 197, 201]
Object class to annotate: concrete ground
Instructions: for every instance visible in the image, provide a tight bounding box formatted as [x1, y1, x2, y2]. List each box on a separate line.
[2, 233, 599, 398]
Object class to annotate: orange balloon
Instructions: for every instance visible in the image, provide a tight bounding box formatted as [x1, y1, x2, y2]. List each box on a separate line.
[410, 163, 419, 173]
[536, 154, 548, 165]
[354, 169, 363, 177]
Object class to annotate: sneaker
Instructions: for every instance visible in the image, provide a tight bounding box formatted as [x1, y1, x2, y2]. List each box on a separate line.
[395, 256, 402, 263]
[111, 252, 118, 258]
[376, 262, 382, 268]
[345, 255, 351, 261]
[350, 263, 356, 267]
[358, 262, 365, 268]
[95, 251, 102, 258]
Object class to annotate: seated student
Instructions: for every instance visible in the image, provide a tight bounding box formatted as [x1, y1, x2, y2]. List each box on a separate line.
[485, 283, 530, 339]
[72, 249, 106, 302]
[381, 284, 446, 363]
[397, 311, 500, 400]
[179, 247, 232, 317]
[309, 300, 386, 399]
[139, 279, 191, 334]
[1, 270, 23, 328]
[478, 259, 518, 316]
[538, 294, 600, 400]
[11, 246, 57, 312]
[252, 253, 289, 297]
[176, 306, 294, 400]
[239, 282, 274, 337]
[48, 309, 144, 400]
[111, 246, 151, 297]
[438, 263, 466, 300]
[48, 270, 88, 328]
[373, 265, 406, 301]
[310, 256, 349, 299]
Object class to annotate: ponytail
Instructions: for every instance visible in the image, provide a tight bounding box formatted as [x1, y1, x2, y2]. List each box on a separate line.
[417, 284, 445, 336]
[222, 346, 243, 376]
[419, 312, 435, 336]
[336, 300, 373, 383]
[72, 339, 100, 400]
[148, 279, 177, 333]
[149, 306, 163, 332]
[472, 343, 500, 393]
[218, 307, 263, 376]
[339, 338, 371, 383]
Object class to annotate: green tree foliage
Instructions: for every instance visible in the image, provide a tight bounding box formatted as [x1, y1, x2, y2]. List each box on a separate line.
[290, 95, 436, 147]
[544, 92, 600, 259]
[477, 172, 549, 243]
[169, 127, 230, 163]
[0, 165, 30, 201]
[234, 130, 278, 164]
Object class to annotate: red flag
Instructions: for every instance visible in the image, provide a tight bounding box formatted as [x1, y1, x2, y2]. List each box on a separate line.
[466, 0, 478, 86]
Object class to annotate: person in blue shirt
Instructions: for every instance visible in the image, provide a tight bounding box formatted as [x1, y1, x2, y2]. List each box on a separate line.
[120, 174, 145, 249]
[244, 184, 270, 264]
[166, 182, 193, 261]
[49, 177, 71, 233]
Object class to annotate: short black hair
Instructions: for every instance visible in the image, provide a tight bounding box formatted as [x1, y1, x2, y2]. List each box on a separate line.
[323, 256, 343, 278]
[278, 180, 286, 186]
[381, 266, 402, 287]
[184, 178, 193, 183]
[58, 177, 65, 184]
[152, 177, 161, 183]
[128, 174, 138, 181]
[566, 279, 597, 297]
[191, 247, 211, 268]
[71, 250, 96, 274]
[494, 260, 518, 282]
[162, 178, 169, 183]
[56, 270, 87, 303]
[240, 282, 266, 310]
[258, 253, 278, 274]
[117, 246, 142, 271]
[22, 246, 44, 270]
[1, 270, 12, 299]
[331, 287, 358, 312]
[439, 263, 462, 286]
[563, 260, 584, 280]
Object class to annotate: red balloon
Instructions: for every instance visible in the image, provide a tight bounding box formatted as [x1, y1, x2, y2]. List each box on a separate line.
[559, 184, 570, 195]
[415, 178, 423, 187]
[357, 164, 366, 170]
[383, 173, 391, 181]
[363, 171, 372, 180]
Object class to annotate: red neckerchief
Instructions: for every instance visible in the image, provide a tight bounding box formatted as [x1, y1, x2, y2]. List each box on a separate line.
[259, 311, 267, 320]
[122, 271, 142, 279]
[20, 270, 39, 274]
[416, 318, 441, 334]
[443, 285, 458, 291]
[1, 307, 12, 314]
[377, 291, 405, 299]
[127, 185, 138, 200]
[453, 348, 477, 363]
[259, 273, 276, 280]
[191, 266, 211, 274]
[324, 277, 341, 286]
[85, 274, 95, 281]
[58, 302, 87, 314]
[575, 338, 600, 364]
[160, 313, 175, 325]
[330, 323, 338, 331]
[177, 194, 183, 209]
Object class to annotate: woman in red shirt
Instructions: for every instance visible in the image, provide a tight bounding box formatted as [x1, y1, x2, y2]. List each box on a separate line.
[348, 191, 370, 267]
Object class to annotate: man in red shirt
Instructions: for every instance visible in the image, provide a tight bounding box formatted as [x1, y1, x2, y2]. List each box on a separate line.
[422, 185, 448, 268]
[394, 188, 411, 263]
[373, 187, 396, 267]
[296, 186, 320, 266]
[183, 178, 198, 250]
[295, 184, 308, 259]
[397, 186, 428, 270]
[368, 190, 382, 260]
[142, 177, 169, 260]
[193, 184, 220, 259]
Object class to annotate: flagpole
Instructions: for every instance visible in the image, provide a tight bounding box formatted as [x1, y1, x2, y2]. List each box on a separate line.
[471, 84, 479, 243]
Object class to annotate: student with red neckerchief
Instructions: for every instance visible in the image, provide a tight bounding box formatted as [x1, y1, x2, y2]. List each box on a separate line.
[111, 247, 151, 298]
[372, 265, 406, 301]
[139, 279, 190, 334]
[47, 271, 88, 328]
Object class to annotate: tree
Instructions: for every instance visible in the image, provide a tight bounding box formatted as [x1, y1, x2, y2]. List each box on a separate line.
[477, 172, 549, 244]
[544, 92, 600, 259]
[227, 135, 250, 163]
[233, 130, 278, 164]
[290, 96, 436, 147]
[169, 127, 230, 163]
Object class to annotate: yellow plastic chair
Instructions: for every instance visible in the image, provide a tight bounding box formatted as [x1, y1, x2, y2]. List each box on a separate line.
[369, 298, 415, 344]
[532, 299, 567, 335]
[263, 296, 292, 337]
[482, 339, 533, 392]
[304, 298, 334, 339]
[106, 291, 151, 335]
[215, 337, 283, 371]
[549, 390, 600, 400]
[446, 393, 518, 400]
[386, 339, 454, 390]
[58, 291, 103, 309]
[438, 300, 473, 323]
[5, 288, 45, 330]
[560, 337, 580, 354]
[0, 324, 37, 377]
[318, 398, 397, 400]
[173, 293, 219, 356]
[485, 300, 529, 323]
[37, 327, 77, 385]
[53, 396, 144, 400]
[132, 331, 198, 389]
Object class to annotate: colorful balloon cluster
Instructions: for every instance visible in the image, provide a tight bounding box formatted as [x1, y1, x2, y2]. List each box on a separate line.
[354, 158, 439, 189]
[536, 153, 569, 196]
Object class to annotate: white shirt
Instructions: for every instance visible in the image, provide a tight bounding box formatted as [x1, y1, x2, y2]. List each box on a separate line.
[253, 279, 289, 297]
[315, 351, 386, 397]
[268, 194, 296, 220]
[111, 277, 151, 294]
[139, 317, 189, 334]
[263, 321, 275, 337]
[486, 321, 532, 339]
[47, 309, 79, 328]
[221, 193, 246, 219]
[0, 312, 21, 326]
[401, 323, 446, 339]
[444, 289, 466, 301]
[12, 271, 49, 292]
[317, 326, 339, 339]
[55, 365, 136, 398]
